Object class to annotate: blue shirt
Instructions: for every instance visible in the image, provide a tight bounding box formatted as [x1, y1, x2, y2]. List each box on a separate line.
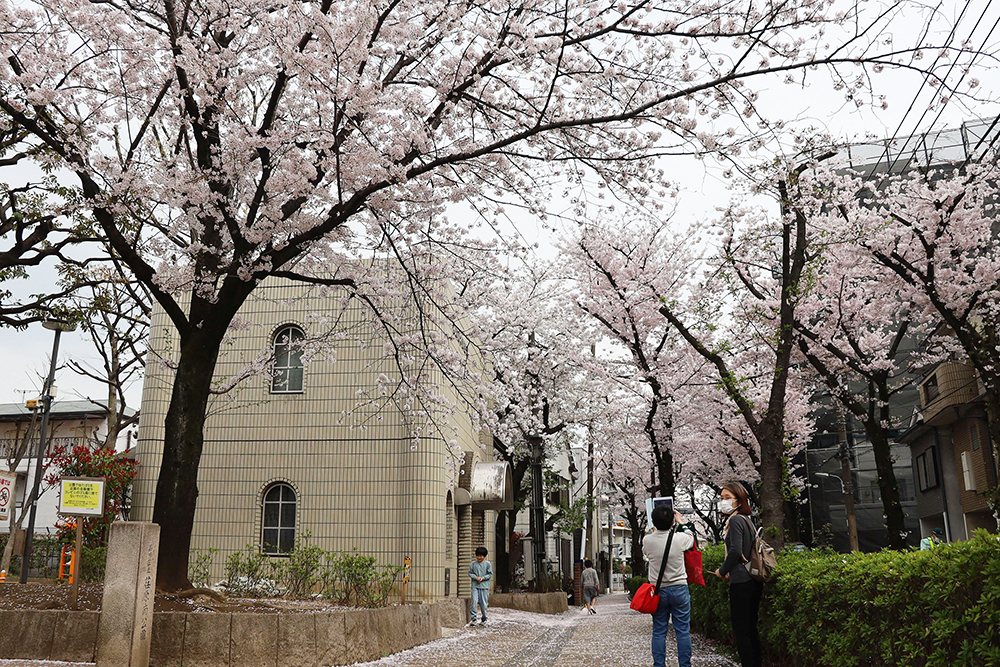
[468, 559, 492, 590]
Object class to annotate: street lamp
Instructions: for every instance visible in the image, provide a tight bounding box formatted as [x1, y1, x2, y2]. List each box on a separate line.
[19, 319, 76, 584]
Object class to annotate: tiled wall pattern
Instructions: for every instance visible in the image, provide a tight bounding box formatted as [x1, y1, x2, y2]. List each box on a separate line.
[132, 278, 494, 599]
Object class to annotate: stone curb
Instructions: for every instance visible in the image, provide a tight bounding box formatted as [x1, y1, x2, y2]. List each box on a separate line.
[0, 601, 453, 667]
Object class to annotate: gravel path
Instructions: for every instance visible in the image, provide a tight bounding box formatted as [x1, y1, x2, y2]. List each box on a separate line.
[349, 593, 738, 667]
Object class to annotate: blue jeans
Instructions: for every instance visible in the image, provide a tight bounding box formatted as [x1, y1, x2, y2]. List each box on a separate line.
[651, 584, 691, 667]
[470, 587, 489, 622]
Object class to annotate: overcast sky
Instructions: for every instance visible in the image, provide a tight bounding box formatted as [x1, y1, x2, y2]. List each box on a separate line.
[1, 0, 998, 414]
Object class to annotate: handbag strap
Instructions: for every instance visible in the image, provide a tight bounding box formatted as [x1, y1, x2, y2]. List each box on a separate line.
[654, 526, 676, 590]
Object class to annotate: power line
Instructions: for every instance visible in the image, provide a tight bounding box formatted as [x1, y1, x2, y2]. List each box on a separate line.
[864, 0, 976, 180]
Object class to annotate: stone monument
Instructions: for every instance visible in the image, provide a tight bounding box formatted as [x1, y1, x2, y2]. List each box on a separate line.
[96, 522, 160, 667]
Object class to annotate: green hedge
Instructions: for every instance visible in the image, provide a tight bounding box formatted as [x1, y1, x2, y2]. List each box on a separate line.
[689, 530, 1000, 667]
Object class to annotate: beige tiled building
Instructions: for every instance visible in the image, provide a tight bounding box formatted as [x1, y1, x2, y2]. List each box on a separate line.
[131, 277, 509, 600]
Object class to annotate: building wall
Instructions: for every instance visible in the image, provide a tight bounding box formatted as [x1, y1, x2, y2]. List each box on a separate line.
[950, 415, 991, 514]
[132, 278, 490, 600]
[920, 361, 979, 424]
[909, 431, 946, 519]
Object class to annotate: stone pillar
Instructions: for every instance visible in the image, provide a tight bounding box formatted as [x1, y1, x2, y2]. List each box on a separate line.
[471, 510, 485, 549]
[96, 522, 160, 667]
[457, 505, 472, 598]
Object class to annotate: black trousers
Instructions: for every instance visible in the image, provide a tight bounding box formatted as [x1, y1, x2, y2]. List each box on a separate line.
[729, 579, 764, 667]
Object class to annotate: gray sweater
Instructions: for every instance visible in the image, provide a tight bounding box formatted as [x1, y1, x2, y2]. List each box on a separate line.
[581, 567, 600, 588]
[718, 514, 755, 584]
[468, 560, 492, 590]
[642, 529, 695, 588]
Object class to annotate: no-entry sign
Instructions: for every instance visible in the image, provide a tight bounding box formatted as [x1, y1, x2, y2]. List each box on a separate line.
[0, 470, 15, 521]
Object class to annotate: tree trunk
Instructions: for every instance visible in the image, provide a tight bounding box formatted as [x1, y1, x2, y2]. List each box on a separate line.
[653, 446, 674, 498]
[622, 502, 646, 578]
[0, 511, 23, 575]
[865, 404, 908, 550]
[103, 341, 121, 449]
[756, 415, 786, 550]
[151, 324, 228, 590]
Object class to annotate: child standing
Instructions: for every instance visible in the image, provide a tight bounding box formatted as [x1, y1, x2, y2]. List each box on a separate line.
[581, 559, 600, 614]
[468, 547, 492, 626]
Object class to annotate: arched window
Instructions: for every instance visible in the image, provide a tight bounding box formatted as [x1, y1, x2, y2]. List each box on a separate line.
[261, 483, 296, 554]
[271, 325, 304, 393]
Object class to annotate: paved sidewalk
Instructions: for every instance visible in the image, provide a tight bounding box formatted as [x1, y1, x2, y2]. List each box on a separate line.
[351, 593, 737, 667]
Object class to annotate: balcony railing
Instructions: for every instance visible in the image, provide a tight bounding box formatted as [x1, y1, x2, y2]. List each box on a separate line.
[0, 436, 93, 459]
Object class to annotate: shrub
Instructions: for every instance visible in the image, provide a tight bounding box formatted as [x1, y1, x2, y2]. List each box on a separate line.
[280, 534, 324, 598]
[689, 531, 1000, 667]
[189, 548, 218, 588]
[223, 546, 282, 597]
[79, 545, 107, 582]
[321, 550, 403, 607]
[625, 575, 648, 600]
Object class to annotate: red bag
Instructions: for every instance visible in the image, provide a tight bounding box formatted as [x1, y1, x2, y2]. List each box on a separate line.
[630, 583, 660, 613]
[685, 533, 706, 586]
[630, 527, 675, 614]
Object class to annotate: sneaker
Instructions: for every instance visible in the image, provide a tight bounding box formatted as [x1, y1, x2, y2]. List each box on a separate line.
[479, 619, 487, 626]
[590, 608, 596, 614]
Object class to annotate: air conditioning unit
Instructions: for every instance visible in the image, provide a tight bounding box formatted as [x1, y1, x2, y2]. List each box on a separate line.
[961, 451, 977, 492]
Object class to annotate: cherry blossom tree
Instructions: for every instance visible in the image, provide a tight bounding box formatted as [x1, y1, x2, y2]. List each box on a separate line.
[771, 159, 935, 549]
[469, 264, 603, 589]
[653, 160, 824, 548]
[836, 159, 1000, 498]
[565, 220, 700, 499]
[0, 0, 980, 588]
[564, 212, 815, 546]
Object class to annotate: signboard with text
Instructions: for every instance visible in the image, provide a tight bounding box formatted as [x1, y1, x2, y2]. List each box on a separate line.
[59, 476, 106, 517]
[0, 470, 16, 522]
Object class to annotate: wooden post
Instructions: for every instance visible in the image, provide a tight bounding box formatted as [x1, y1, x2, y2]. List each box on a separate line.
[70, 519, 83, 610]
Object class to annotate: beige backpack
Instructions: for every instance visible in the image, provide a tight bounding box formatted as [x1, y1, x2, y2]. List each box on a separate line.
[739, 515, 777, 583]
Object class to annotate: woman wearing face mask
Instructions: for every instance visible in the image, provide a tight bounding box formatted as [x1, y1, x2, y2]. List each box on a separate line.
[711, 482, 762, 667]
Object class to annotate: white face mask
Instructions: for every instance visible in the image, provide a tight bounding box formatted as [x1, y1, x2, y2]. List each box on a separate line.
[717, 498, 737, 515]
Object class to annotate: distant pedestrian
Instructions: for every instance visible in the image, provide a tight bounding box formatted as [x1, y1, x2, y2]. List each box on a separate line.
[468, 546, 492, 626]
[712, 482, 762, 667]
[643, 505, 695, 667]
[581, 559, 600, 614]
[920, 527, 945, 550]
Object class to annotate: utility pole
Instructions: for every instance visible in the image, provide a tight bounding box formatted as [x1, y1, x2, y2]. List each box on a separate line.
[586, 438, 594, 560]
[527, 332, 547, 590]
[837, 404, 860, 552]
[21, 320, 76, 584]
[606, 506, 613, 592]
[530, 433, 546, 589]
[586, 343, 596, 562]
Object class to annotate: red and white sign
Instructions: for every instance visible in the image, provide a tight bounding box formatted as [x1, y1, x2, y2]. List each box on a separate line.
[0, 470, 16, 522]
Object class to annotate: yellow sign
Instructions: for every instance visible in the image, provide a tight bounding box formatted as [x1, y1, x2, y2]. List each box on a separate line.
[59, 477, 106, 517]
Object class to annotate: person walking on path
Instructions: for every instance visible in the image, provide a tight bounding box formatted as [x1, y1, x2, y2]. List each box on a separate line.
[643, 504, 695, 667]
[581, 559, 600, 614]
[712, 482, 763, 667]
[468, 546, 492, 626]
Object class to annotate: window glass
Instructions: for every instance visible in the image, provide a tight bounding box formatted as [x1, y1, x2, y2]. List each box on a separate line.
[272, 326, 305, 393]
[262, 482, 296, 554]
